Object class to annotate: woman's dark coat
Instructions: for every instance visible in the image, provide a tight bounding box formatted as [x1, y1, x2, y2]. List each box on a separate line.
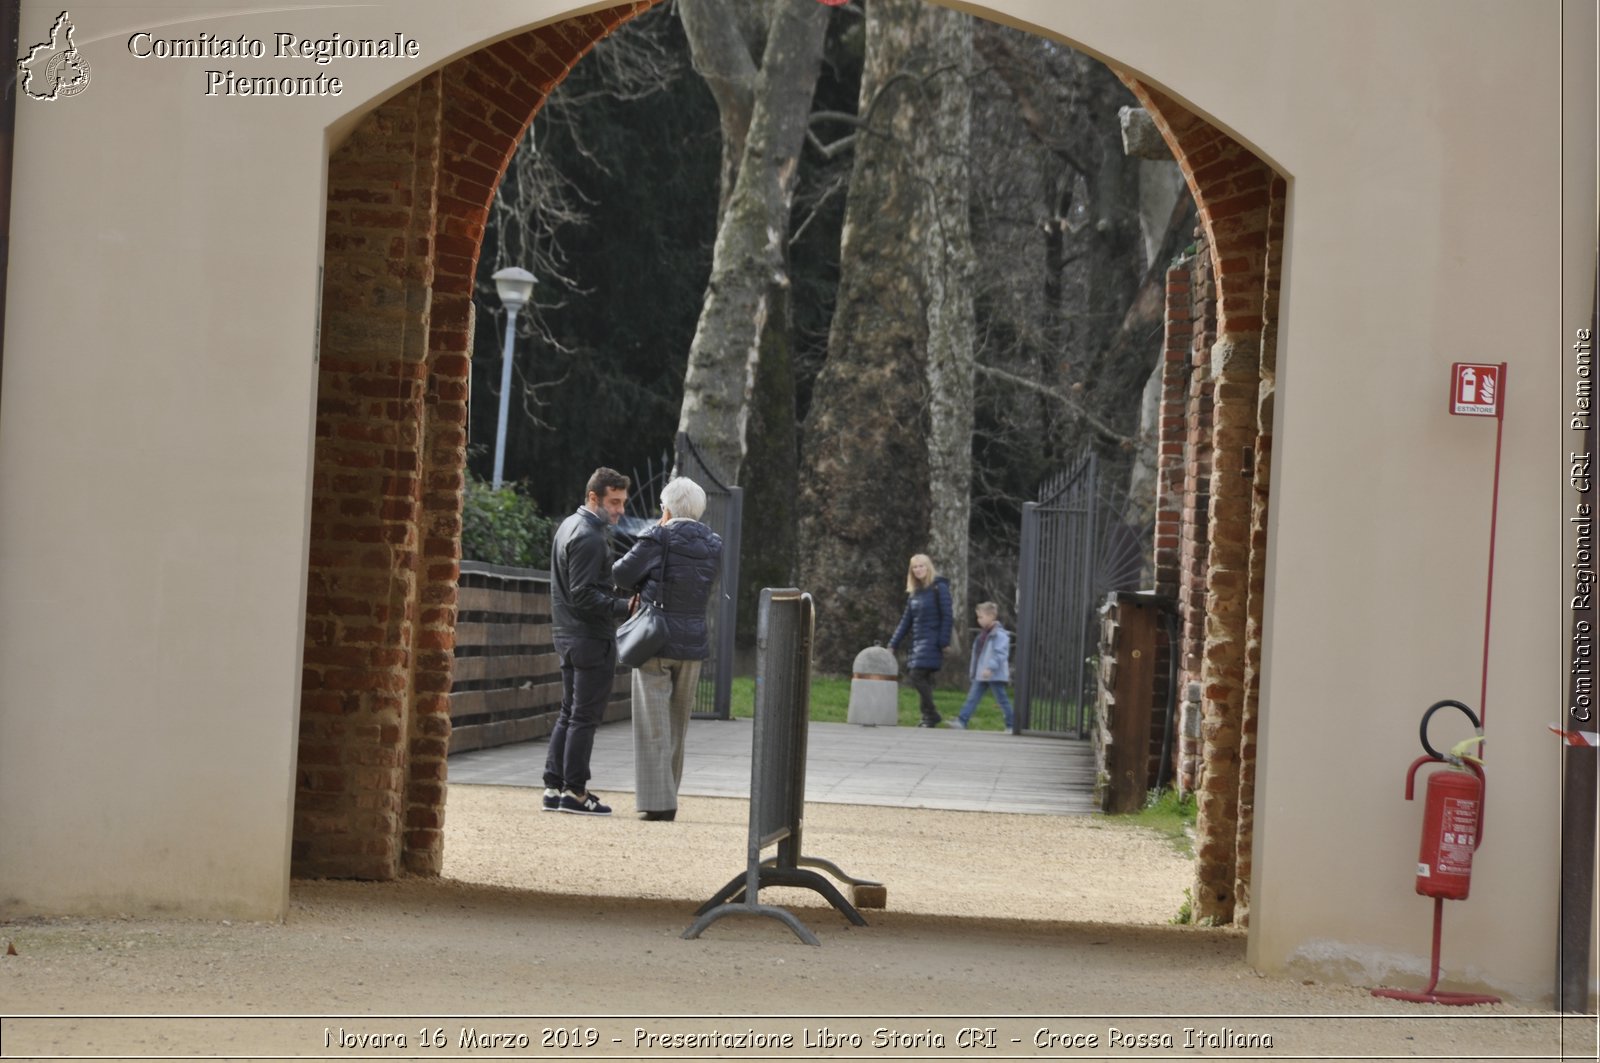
[611, 520, 724, 661]
[889, 575, 953, 671]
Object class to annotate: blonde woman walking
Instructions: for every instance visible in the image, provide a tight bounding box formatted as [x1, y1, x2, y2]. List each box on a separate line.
[888, 553, 953, 727]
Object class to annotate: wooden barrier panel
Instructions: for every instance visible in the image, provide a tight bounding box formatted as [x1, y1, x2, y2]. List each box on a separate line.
[448, 561, 628, 754]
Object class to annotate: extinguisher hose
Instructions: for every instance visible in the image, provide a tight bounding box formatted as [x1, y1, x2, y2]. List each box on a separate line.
[1419, 699, 1482, 761]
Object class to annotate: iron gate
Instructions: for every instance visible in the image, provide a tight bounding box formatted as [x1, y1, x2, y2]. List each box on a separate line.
[624, 433, 742, 720]
[1014, 452, 1150, 737]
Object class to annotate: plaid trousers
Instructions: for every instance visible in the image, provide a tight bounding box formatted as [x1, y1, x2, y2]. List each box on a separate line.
[631, 656, 701, 812]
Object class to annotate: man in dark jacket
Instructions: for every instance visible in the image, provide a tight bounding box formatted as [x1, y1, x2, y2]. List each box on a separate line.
[543, 467, 632, 816]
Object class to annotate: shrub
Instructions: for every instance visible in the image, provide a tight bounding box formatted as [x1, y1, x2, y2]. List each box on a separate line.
[1172, 887, 1194, 925]
[460, 472, 556, 570]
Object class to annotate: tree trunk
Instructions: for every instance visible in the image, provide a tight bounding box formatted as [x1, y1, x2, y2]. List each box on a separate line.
[972, 27, 1144, 464]
[919, 13, 975, 663]
[677, 0, 755, 222]
[676, 0, 831, 485]
[800, 0, 975, 673]
[737, 281, 800, 643]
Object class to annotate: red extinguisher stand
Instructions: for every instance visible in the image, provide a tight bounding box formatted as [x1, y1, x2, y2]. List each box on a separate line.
[1371, 364, 1509, 1006]
[1371, 700, 1500, 1006]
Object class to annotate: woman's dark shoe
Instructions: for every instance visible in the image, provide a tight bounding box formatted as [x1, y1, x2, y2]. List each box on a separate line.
[639, 809, 676, 821]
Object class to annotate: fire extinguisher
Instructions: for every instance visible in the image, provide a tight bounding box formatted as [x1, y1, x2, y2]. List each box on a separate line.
[1371, 699, 1499, 1005]
[1404, 699, 1486, 900]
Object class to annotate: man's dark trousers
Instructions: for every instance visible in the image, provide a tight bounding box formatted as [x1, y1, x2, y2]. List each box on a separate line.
[543, 633, 615, 794]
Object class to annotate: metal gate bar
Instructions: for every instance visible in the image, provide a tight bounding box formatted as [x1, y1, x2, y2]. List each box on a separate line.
[1015, 454, 1150, 739]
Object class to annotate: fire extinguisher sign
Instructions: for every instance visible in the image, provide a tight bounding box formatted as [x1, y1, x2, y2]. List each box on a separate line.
[1450, 362, 1505, 417]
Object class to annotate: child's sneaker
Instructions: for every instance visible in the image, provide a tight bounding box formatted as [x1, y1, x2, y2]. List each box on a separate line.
[542, 788, 562, 812]
[559, 790, 612, 816]
[949, 719, 967, 729]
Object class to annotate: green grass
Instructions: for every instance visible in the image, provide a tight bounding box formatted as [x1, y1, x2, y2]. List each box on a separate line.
[1121, 787, 1197, 858]
[728, 674, 1013, 730]
[1116, 787, 1198, 924]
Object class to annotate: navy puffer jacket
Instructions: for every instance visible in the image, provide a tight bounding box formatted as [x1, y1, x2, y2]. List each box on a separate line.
[889, 576, 953, 671]
[611, 519, 724, 661]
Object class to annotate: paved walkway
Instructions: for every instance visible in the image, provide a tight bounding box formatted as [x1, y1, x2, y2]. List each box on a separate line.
[448, 717, 1097, 815]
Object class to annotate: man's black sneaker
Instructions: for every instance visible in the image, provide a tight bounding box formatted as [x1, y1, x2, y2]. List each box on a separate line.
[542, 788, 561, 812]
[559, 790, 612, 816]
[639, 809, 676, 821]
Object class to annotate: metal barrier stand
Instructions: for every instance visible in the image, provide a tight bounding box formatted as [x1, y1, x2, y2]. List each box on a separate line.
[682, 589, 879, 945]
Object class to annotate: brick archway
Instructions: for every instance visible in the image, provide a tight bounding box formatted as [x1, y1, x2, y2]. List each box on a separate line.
[295, 1, 659, 879]
[1119, 78, 1287, 926]
[291, 4, 1286, 928]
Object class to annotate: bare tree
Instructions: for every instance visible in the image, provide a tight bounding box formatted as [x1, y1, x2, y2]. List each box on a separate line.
[960, 23, 1163, 611]
[477, 7, 685, 428]
[674, 0, 833, 484]
[678, 0, 755, 222]
[916, 8, 976, 664]
[799, 0, 975, 672]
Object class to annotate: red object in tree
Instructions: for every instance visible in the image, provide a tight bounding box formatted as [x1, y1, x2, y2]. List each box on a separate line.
[816, 0, 850, 6]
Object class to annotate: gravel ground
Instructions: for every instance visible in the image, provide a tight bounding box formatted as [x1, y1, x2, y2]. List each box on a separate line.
[0, 785, 1590, 1060]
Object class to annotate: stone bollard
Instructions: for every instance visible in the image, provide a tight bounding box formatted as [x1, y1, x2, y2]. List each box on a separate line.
[846, 645, 899, 726]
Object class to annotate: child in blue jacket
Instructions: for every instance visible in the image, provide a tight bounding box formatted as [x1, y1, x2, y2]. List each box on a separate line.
[951, 601, 1015, 730]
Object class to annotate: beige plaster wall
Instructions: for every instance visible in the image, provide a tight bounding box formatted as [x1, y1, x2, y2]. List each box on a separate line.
[0, 0, 1590, 1003]
[0, 0, 622, 920]
[984, 0, 1595, 1004]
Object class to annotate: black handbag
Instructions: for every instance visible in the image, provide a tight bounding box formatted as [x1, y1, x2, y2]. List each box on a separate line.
[616, 531, 670, 669]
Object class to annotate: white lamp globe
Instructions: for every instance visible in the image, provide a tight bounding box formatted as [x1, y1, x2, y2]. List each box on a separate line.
[491, 266, 536, 311]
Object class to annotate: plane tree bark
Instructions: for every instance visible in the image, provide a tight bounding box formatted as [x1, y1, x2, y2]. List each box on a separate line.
[677, 0, 755, 222]
[675, 0, 832, 485]
[799, 0, 975, 672]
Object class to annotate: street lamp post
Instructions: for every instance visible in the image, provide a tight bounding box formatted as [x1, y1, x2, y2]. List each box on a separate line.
[490, 267, 536, 490]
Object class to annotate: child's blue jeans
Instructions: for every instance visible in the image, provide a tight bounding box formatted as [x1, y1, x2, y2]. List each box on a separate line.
[957, 680, 1014, 729]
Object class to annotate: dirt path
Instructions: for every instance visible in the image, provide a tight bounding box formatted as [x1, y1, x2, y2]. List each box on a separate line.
[0, 787, 1589, 1060]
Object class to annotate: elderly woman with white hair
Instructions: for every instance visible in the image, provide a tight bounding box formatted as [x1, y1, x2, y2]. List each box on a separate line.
[611, 476, 724, 821]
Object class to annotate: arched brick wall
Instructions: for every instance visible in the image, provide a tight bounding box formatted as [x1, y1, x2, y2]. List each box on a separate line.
[1152, 220, 1216, 790]
[295, 2, 658, 880]
[291, 7, 1285, 915]
[1122, 77, 1286, 925]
